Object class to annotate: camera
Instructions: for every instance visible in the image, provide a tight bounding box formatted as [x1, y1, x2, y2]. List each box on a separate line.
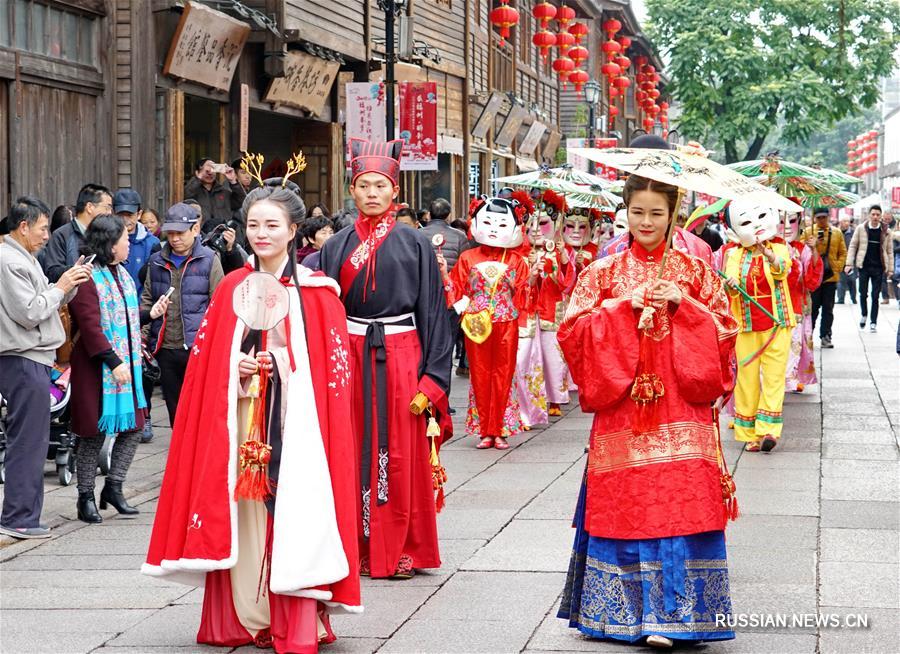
[203, 219, 240, 253]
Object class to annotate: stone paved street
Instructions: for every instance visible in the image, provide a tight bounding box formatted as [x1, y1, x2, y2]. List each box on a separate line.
[1, 303, 898, 654]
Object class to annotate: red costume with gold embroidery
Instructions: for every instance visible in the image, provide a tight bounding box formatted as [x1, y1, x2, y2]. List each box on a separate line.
[558, 242, 739, 539]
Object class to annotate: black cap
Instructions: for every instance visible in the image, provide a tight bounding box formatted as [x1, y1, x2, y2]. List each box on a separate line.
[162, 202, 199, 232]
[113, 188, 142, 214]
[813, 207, 830, 217]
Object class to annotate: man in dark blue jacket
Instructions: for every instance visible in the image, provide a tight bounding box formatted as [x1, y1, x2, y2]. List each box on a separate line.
[140, 203, 223, 429]
[40, 184, 112, 281]
[114, 188, 160, 297]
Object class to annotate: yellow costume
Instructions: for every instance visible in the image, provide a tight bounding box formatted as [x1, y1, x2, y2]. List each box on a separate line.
[723, 241, 795, 443]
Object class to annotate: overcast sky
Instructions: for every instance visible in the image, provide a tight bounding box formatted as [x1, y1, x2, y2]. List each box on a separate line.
[632, 0, 648, 23]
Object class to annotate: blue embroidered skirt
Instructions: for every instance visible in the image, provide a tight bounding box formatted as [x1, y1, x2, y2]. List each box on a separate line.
[558, 476, 735, 643]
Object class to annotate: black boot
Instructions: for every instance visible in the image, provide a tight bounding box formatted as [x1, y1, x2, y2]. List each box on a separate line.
[77, 492, 103, 524]
[99, 480, 139, 516]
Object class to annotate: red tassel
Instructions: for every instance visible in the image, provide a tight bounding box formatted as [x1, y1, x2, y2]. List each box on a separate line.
[630, 332, 664, 434]
[234, 372, 273, 502]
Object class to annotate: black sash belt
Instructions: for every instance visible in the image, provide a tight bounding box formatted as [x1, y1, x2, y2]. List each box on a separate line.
[350, 315, 414, 539]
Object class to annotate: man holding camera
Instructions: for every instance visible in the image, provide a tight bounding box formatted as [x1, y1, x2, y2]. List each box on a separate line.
[185, 198, 248, 274]
[183, 158, 247, 235]
[141, 203, 223, 427]
[801, 208, 847, 349]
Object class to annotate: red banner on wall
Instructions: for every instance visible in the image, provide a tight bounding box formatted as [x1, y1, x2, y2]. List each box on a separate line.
[892, 186, 900, 208]
[399, 81, 438, 171]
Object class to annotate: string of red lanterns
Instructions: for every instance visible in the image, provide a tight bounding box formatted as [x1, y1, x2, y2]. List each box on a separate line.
[489, 0, 519, 46]
[847, 130, 879, 177]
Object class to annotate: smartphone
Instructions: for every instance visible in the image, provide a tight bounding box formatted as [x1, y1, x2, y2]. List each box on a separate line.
[163, 286, 175, 299]
[82, 254, 97, 266]
[210, 162, 228, 174]
[817, 230, 824, 240]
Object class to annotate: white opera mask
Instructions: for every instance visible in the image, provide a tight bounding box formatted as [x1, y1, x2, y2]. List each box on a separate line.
[725, 199, 779, 248]
[471, 197, 523, 249]
[779, 212, 803, 242]
[561, 210, 592, 247]
[613, 208, 629, 237]
[527, 211, 557, 245]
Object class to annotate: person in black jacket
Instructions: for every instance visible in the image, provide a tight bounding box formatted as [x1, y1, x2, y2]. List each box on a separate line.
[40, 184, 112, 282]
[183, 158, 247, 234]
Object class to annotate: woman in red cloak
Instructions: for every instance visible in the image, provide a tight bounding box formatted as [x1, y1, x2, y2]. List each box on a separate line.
[143, 179, 361, 653]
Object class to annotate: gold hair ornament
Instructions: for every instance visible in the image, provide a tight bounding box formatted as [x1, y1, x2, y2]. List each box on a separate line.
[239, 151, 308, 189]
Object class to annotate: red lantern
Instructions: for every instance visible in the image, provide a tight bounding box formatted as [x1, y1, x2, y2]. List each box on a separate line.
[609, 106, 620, 117]
[660, 115, 669, 125]
[601, 62, 621, 78]
[648, 88, 660, 99]
[659, 101, 669, 111]
[618, 35, 632, 50]
[612, 76, 631, 89]
[569, 68, 589, 93]
[568, 45, 589, 67]
[640, 81, 655, 92]
[552, 54, 575, 80]
[847, 139, 856, 148]
[636, 90, 647, 103]
[635, 55, 648, 67]
[532, 30, 556, 60]
[616, 55, 631, 71]
[601, 40, 622, 56]
[608, 86, 621, 98]
[602, 18, 622, 35]
[569, 22, 589, 45]
[868, 129, 878, 138]
[641, 64, 655, 75]
[555, 30, 576, 52]
[490, 0, 519, 45]
[556, 4, 575, 26]
[532, 1, 557, 28]
[644, 118, 655, 129]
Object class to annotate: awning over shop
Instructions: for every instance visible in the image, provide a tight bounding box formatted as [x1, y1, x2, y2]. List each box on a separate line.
[516, 157, 539, 172]
[438, 135, 464, 156]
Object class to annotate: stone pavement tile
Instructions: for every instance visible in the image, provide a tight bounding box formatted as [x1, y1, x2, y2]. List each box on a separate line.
[730, 582, 817, 625]
[50, 523, 153, 542]
[822, 443, 899, 461]
[821, 528, 899, 563]
[823, 402, 888, 415]
[732, 466, 819, 492]
[0, 553, 146, 570]
[684, 634, 817, 653]
[818, 607, 900, 654]
[0, 569, 183, 589]
[501, 439, 588, 463]
[0, 608, 154, 643]
[365, 538, 486, 588]
[107, 604, 203, 647]
[97, 649, 226, 654]
[824, 415, 892, 432]
[1, 585, 189, 610]
[821, 500, 899, 530]
[380, 618, 536, 653]
[735, 488, 819, 517]
[822, 429, 895, 445]
[734, 451, 820, 470]
[0, 629, 117, 654]
[458, 462, 570, 492]
[436, 505, 517, 540]
[461, 519, 573, 572]
[414, 571, 565, 623]
[14, 533, 152, 556]
[724, 515, 818, 550]
[518, 462, 583, 520]
[171, 587, 204, 604]
[726, 546, 816, 585]
[766, 437, 820, 452]
[822, 458, 900, 477]
[330, 585, 438, 639]
[821, 473, 899, 503]
[819, 561, 900, 609]
[526, 601, 628, 653]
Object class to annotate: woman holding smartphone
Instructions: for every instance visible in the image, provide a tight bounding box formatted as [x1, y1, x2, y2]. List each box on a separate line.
[68, 215, 168, 523]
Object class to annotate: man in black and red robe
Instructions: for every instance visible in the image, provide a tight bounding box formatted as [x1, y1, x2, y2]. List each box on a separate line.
[319, 139, 453, 579]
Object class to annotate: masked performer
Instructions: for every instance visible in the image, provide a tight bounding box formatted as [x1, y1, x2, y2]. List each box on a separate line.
[557, 174, 739, 648]
[517, 191, 574, 422]
[319, 139, 453, 580]
[445, 196, 534, 450]
[144, 175, 361, 653]
[721, 200, 795, 452]
[779, 210, 823, 392]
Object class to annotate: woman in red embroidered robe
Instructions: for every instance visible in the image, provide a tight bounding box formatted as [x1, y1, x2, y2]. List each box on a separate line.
[557, 175, 739, 647]
[144, 184, 361, 653]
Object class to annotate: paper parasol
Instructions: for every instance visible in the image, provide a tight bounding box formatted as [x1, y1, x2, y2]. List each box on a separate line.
[492, 164, 618, 190]
[796, 190, 861, 209]
[568, 147, 803, 213]
[729, 158, 859, 187]
[748, 174, 844, 199]
[491, 174, 622, 209]
[233, 272, 290, 331]
[684, 198, 730, 232]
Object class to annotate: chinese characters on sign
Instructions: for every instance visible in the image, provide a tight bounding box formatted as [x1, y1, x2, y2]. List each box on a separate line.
[398, 82, 438, 171]
[345, 82, 386, 164]
[162, 1, 249, 92]
[264, 51, 340, 116]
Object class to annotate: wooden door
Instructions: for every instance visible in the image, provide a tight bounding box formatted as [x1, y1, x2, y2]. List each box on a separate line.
[0, 82, 8, 218]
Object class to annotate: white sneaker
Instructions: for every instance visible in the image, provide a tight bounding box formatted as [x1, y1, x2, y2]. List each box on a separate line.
[870, 323, 877, 333]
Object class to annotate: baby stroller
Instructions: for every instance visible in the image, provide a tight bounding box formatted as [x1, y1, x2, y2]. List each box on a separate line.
[0, 368, 112, 487]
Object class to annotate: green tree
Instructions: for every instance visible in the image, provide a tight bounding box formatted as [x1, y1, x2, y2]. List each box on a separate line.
[646, 0, 900, 163]
[770, 106, 881, 169]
